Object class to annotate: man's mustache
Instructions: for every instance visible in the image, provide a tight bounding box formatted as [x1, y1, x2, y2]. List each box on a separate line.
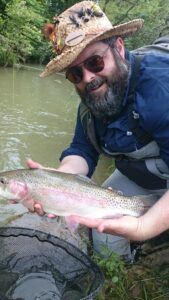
[85, 78, 106, 93]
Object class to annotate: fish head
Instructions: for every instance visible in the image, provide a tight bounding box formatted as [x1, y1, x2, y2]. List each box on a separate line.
[0, 176, 28, 201]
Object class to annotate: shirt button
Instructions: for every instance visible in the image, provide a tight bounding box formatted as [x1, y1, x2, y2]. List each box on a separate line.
[132, 111, 140, 119]
[126, 131, 133, 136]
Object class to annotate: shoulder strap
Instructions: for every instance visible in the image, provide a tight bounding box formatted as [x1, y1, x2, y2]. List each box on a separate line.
[127, 54, 144, 104]
[127, 54, 152, 145]
[131, 35, 169, 56]
[80, 103, 103, 154]
[153, 35, 169, 45]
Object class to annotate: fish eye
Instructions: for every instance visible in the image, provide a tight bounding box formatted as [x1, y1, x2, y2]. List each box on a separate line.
[0, 177, 7, 184]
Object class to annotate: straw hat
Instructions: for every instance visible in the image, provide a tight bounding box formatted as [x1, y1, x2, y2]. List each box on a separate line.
[40, 0, 144, 77]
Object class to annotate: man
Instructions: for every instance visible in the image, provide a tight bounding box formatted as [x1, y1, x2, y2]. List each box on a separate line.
[29, 0, 169, 261]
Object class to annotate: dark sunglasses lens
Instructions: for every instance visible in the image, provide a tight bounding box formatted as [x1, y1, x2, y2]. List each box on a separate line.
[85, 55, 104, 73]
[66, 55, 105, 83]
[66, 67, 82, 84]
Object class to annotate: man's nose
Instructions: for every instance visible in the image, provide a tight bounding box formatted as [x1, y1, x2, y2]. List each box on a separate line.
[82, 67, 96, 83]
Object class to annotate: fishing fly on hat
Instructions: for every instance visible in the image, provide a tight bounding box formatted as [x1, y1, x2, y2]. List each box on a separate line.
[40, 0, 144, 78]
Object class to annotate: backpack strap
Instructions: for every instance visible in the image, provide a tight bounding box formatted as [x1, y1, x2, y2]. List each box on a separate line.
[153, 35, 169, 45]
[127, 54, 153, 145]
[80, 103, 103, 154]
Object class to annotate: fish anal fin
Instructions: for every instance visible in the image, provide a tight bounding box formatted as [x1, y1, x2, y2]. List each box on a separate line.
[65, 216, 79, 234]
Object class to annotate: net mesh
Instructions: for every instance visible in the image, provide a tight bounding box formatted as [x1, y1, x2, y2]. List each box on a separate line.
[0, 227, 104, 300]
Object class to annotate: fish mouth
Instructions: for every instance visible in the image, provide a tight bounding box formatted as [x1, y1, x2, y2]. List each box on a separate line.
[0, 188, 16, 200]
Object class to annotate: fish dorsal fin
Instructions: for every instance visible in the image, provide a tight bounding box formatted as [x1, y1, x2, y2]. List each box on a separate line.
[75, 174, 98, 185]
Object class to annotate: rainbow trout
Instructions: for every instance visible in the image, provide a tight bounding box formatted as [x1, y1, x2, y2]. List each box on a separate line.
[0, 169, 157, 220]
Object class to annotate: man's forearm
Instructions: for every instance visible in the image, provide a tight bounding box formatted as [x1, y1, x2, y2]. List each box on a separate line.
[57, 155, 89, 175]
[138, 190, 169, 240]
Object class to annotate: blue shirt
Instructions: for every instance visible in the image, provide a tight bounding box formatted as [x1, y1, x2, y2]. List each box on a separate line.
[60, 50, 169, 177]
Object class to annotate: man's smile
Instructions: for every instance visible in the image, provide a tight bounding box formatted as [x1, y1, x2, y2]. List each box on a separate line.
[86, 77, 107, 93]
[89, 80, 108, 96]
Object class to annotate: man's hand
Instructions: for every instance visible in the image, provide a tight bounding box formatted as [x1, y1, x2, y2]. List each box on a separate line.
[71, 215, 145, 241]
[27, 159, 58, 171]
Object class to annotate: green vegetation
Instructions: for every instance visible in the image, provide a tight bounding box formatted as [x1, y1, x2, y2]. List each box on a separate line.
[0, 0, 168, 66]
[0, 0, 45, 65]
[0, 0, 75, 66]
[100, 0, 169, 49]
[93, 244, 169, 300]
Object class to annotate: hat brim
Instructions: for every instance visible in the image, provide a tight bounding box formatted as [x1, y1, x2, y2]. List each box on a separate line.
[40, 18, 143, 78]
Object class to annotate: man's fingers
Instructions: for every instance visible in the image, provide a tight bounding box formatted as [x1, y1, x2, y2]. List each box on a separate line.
[97, 219, 119, 233]
[34, 203, 45, 215]
[71, 216, 103, 228]
[34, 204, 57, 218]
[26, 159, 57, 172]
[97, 216, 140, 240]
[108, 186, 112, 190]
[27, 159, 44, 169]
[47, 213, 57, 218]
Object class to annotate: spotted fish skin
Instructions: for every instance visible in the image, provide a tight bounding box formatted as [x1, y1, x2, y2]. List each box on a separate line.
[0, 169, 157, 218]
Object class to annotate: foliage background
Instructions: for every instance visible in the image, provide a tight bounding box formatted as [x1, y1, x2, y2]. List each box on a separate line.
[0, 0, 169, 66]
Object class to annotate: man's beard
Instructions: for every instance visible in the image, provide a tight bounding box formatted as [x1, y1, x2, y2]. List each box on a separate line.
[76, 58, 130, 120]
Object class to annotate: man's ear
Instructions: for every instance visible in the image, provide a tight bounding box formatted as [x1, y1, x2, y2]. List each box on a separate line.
[114, 37, 125, 58]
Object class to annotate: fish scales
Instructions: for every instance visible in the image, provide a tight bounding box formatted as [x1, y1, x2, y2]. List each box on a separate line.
[0, 169, 157, 218]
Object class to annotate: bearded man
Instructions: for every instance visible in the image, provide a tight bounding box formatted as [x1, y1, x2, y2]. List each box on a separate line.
[27, 1, 169, 262]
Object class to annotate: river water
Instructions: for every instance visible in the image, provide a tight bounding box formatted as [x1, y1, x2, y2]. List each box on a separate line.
[0, 66, 112, 231]
[0, 66, 78, 171]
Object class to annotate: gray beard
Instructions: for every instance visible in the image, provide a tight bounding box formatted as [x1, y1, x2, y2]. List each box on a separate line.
[76, 60, 130, 120]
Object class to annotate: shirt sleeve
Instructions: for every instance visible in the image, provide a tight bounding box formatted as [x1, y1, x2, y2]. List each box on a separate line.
[59, 106, 99, 177]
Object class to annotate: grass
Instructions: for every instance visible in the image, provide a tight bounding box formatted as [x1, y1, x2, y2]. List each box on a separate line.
[93, 234, 169, 300]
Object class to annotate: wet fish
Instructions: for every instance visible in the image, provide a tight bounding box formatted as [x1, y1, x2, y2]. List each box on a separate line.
[0, 169, 157, 219]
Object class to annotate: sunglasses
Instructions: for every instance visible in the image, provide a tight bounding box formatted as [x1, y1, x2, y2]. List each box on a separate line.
[65, 46, 109, 84]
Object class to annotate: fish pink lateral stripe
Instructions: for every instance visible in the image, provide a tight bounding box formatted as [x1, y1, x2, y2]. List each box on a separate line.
[36, 187, 109, 208]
